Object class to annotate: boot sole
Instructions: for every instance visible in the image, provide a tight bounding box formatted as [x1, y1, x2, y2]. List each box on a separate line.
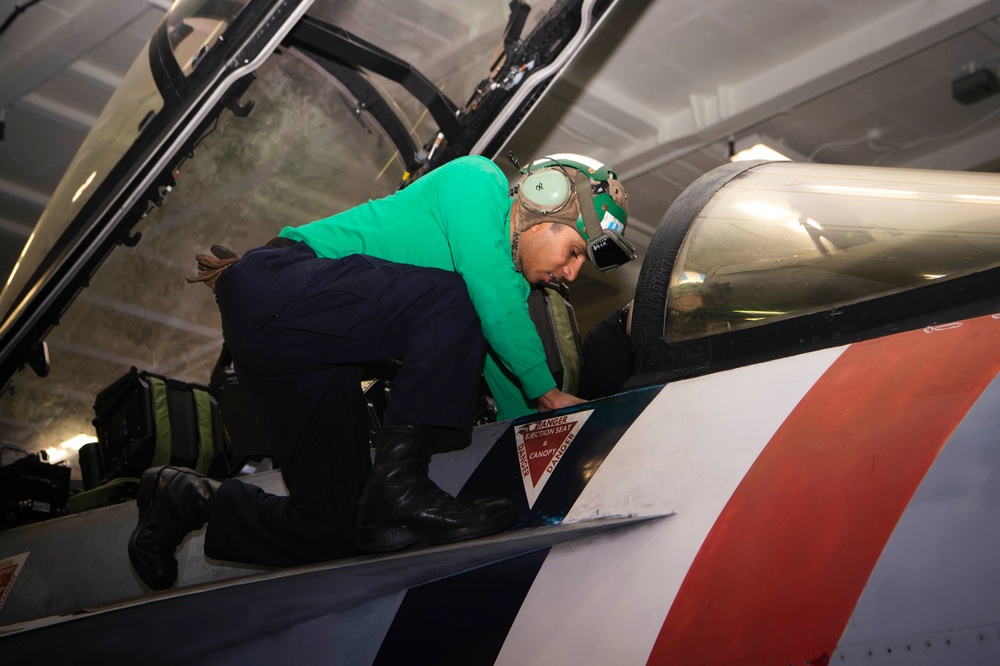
[127, 467, 174, 590]
[356, 506, 518, 553]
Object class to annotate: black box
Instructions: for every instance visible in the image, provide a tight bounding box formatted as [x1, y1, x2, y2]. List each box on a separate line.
[952, 69, 1000, 105]
[0, 454, 71, 529]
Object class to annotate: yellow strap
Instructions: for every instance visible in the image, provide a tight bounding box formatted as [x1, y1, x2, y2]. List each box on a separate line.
[192, 389, 215, 475]
[148, 376, 172, 468]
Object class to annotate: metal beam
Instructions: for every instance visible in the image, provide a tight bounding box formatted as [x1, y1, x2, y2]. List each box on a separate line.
[617, 0, 1000, 180]
[0, 0, 163, 108]
[16, 91, 98, 132]
[0, 217, 32, 239]
[897, 118, 1000, 170]
[65, 60, 124, 94]
[0, 175, 48, 208]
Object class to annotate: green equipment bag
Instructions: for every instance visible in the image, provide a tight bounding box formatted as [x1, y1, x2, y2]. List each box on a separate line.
[92, 367, 231, 483]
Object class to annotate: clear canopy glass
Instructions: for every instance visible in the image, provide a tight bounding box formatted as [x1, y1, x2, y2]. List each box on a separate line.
[0, 0, 562, 474]
[667, 162, 1000, 341]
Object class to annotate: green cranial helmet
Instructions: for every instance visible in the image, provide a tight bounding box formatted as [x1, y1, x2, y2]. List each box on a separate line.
[515, 153, 635, 272]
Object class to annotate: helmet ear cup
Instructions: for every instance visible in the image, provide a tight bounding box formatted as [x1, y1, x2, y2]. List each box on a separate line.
[518, 168, 573, 214]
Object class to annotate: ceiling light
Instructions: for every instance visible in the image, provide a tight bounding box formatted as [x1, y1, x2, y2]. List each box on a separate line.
[731, 143, 791, 162]
[59, 434, 96, 451]
[44, 434, 95, 465]
[729, 133, 806, 162]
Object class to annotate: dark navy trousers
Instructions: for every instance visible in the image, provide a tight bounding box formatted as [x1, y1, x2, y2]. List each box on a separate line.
[205, 242, 487, 567]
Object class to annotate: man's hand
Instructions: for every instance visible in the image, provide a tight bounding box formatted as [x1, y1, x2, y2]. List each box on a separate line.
[536, 388, 585, 412]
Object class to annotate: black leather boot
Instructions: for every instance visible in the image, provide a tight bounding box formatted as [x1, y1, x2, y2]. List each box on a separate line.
[128, 466, 220, 590]
[356, 425, 517, 553]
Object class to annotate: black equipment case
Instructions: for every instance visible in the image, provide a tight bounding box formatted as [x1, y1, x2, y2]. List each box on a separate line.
[0, 453, 71, 529]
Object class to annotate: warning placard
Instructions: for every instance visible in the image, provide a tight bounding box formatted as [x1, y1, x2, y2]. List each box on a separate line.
[0, 552, 29, 613]
[515, 410, 593, 508]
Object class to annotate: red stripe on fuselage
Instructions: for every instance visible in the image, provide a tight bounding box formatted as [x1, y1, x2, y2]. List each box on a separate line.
[647, 316, 1000, 665]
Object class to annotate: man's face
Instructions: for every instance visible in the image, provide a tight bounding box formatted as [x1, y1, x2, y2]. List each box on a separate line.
[518, 222, 588, 285]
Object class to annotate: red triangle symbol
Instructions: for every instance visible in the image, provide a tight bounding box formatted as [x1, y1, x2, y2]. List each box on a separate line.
[0, 552, 28, 611]
[523, 422, 577, 488]
[516, 410, 594, 508]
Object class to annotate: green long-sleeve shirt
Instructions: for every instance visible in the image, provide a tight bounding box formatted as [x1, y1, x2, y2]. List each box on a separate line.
[278, 155, 553, 419]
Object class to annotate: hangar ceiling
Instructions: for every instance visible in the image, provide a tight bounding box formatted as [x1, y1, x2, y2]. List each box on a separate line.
[2, 0, 1000, 469]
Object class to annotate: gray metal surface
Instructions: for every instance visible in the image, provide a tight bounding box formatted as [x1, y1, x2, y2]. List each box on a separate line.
[0, 420, 509, 627]
[0, 514, 666, 664]
[834, 371, 1000, 661]
[0, 469, 287, 625]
